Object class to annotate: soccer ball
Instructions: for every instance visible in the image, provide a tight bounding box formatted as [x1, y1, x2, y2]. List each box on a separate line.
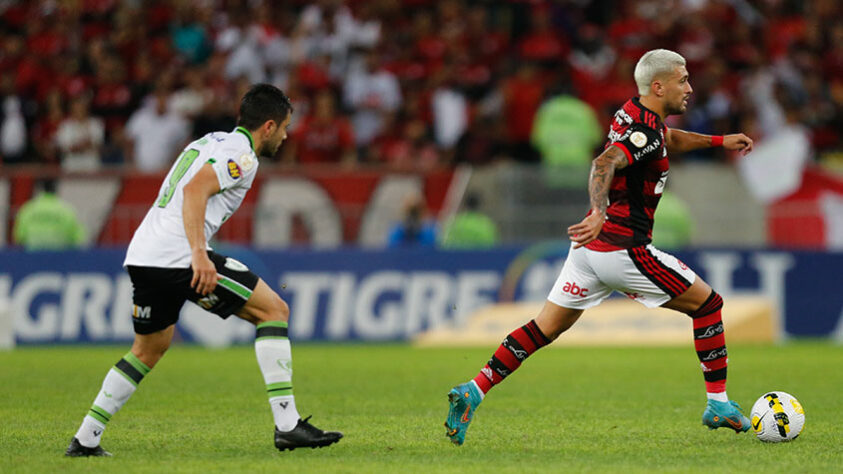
[749, 391, 805, 442]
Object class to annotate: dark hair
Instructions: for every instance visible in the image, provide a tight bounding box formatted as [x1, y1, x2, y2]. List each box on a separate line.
[237, 83, 293, 130]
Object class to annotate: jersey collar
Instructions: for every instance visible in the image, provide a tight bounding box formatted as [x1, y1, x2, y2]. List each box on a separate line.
[632, 97, 663, 126]
[234, 126, 255, 151]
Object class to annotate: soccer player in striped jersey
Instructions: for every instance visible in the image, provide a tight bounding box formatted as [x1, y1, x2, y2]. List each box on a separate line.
[66, 84, 341, 457]
[445, 49, 755, 445]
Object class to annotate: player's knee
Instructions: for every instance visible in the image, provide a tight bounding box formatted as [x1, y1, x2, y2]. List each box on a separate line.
[261, 293, 289, 323]
[689, 289, 723, 318]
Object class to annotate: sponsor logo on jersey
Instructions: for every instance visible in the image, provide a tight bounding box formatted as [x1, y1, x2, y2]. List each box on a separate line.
[632, 138, 661, 160]
[630, 131, 648, 147]
[562, 281, 589, 297]
[481, 367, 493, 381]
[239, 153, 255, 171]
[227, 159, 241, 179]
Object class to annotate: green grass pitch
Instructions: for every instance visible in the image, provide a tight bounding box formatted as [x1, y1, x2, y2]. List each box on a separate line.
[2, 342, 841, 473]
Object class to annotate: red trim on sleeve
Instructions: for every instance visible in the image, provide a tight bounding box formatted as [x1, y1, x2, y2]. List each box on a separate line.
[611, 142, 634, 164]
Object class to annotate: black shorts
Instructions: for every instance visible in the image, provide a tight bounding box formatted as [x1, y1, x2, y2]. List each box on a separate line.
[127, 251, 260, 334]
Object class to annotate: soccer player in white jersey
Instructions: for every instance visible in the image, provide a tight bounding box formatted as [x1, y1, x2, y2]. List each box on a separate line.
[66, 84, 342, 456]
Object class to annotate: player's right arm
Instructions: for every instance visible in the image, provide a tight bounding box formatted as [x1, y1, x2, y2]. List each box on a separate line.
[182, 164, 221, 295]
[567, 146, 629, 248]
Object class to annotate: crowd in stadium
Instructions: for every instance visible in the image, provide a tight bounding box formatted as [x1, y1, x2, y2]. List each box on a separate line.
[1, 0, 841, 172]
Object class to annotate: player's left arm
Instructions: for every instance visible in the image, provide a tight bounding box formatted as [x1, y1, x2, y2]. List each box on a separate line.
[666, 128, 754, 155]
[183, 164, 221, 296]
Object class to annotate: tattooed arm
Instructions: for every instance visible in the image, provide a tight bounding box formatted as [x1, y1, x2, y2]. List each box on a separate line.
[567, 146, 629, 248]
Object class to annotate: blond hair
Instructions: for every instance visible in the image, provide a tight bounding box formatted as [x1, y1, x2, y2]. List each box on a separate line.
[634, 49, 686, 96]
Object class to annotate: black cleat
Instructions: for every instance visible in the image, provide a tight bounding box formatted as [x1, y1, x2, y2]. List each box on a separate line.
[65, 437, 112, 457]
[274, 416, 343, 451]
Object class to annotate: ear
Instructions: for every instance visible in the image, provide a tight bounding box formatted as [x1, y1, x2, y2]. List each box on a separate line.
[652, 80, 665, 97]
[261, 119, 277, 137]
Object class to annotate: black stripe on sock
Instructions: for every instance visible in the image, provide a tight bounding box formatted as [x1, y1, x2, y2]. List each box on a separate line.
[694, 322, 724, 340]
[503, 335, 528, 361]
[521, 324, 540, 349]
[89, 406, 110, 421]
[704, 367, 728, 383]
[488, 355, 511, 378]
[527, 320, 551, 345]
[691, 290, 719, 318]
[256, 326, 288, 338]
[115, 358, 144, 385]
[696, 346, 727, 362]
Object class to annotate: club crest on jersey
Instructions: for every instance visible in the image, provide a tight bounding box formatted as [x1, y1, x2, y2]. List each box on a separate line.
[227, 159, 241, 179]
[630, 131, 648, 148]
[238, 153, 254, 171]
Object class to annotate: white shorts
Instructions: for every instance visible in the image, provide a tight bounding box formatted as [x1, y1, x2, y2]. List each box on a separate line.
[547, 244, 697, 309]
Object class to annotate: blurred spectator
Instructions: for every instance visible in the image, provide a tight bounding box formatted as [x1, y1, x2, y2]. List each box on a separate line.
[171, 3, 212, 65]
[125, 86, 190, 172]
[501, 62, 544, 162]
[344, 49, 402, 148]
[531, 83, 602, 168]
[387, 191, 437, 247]
[55, 95, 105, 172]
[282, 89, 356, 165]
[440, 193, 499, 249]
[13, 179, 86, 251]
[651, 191, 694, 250]
[372, 113, 439, 169]
[431, 65, 468, 152]
[170, 66, 212, 120]
[454, 116, 508, 166]
[1, 95, 26, 164]
[518, 4, 569, 66]
[0, 0, 841, 170]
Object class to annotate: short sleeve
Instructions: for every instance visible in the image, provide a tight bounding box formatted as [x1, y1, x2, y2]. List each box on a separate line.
[210, 149, 258, 191]
[609, 124, 663, 164]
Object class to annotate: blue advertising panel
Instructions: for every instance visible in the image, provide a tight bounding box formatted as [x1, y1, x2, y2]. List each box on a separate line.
[1, 246, 840, 344]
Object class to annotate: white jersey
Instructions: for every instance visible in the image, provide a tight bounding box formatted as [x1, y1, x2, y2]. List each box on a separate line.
[124, 127, 259, 268]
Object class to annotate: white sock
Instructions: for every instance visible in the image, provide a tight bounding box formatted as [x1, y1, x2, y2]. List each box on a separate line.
[255, 321, 300, 431]
[75, 353, 149, 447]
[470, 380, 485, 400]
[707, 391, 729, 402]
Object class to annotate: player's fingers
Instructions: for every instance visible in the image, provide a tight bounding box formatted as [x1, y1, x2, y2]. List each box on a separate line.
[190, 271, 199, 289]
[200, 271, 214, 295]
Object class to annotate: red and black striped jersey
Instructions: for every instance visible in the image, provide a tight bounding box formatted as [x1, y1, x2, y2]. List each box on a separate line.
[586, 97, 669, 252]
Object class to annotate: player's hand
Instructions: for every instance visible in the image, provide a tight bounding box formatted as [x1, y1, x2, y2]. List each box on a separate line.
[567, 212, 606, 249]
[190, 249, 218, 296]
[723, 133, 753, 155]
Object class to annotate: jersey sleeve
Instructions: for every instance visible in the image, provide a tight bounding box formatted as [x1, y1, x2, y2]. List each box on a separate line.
[609, 124, 663, 164]
[210, 147, 258, 192]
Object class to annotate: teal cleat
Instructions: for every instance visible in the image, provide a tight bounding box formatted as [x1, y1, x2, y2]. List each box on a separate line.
[702, 399, 751, 433]
[444, 382, 483, 446]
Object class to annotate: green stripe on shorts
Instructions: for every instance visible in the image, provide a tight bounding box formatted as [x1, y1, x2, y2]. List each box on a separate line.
[217, 276, 252, 300]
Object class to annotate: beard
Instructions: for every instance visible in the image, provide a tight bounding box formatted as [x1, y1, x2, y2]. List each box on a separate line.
[257, 140, 279, 157]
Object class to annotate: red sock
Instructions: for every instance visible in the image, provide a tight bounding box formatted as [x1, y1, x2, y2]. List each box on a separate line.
[690, 291, 727, 393]
[472, 319, 551, 394]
